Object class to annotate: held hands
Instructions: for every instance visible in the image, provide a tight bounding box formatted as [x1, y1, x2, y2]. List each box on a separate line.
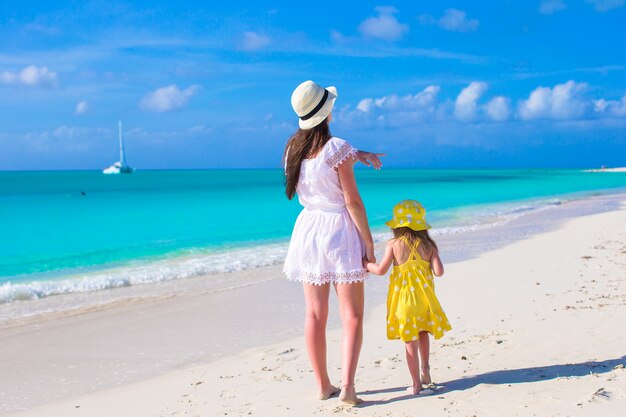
[361, 239, 376, 272]
[362, 255, 377, 274]
[362, 257, 372, 270]
[356, 150, 385, 170]
[365, 244, 376, 264]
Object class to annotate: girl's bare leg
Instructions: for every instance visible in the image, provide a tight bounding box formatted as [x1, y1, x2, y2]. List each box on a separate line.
[335, 281, 364, 405]
[405, 340, 422, 394]
[418, 331, 431, 385]
[303, 283, 338, 400]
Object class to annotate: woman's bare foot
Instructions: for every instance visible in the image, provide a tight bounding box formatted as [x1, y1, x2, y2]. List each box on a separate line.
[339, 385, 362, 405]
[420, 366, 432, 385]
[317, 384, 341, 400]
[407, 384, 421, 395]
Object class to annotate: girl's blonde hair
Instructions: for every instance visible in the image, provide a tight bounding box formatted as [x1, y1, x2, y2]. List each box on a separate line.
[392, 227, 438, 252]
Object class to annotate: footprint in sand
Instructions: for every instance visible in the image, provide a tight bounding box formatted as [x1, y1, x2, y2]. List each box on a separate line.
[589, 387, 611, 402]
[219, 390, 236, 399]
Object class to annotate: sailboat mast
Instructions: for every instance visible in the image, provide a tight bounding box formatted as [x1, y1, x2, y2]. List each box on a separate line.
[118, 120, 126, 166]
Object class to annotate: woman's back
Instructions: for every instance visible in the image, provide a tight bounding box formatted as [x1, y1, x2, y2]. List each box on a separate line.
[284, 135, 367, 285]
[296, 137, 357, 212]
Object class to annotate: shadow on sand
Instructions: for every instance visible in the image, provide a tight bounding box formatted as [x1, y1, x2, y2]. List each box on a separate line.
[358, 356, 625, 407]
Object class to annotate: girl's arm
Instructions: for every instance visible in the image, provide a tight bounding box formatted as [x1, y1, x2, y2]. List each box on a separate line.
[337, 157, 375, 262]
[431, 249, 444, 277]
[365, 240, 395, 275]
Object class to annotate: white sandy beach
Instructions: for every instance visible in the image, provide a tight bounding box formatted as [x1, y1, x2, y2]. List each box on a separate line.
[2, 198, 626, 417]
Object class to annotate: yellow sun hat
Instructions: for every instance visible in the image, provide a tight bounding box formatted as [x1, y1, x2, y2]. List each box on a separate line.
[385, 199, 431, 231]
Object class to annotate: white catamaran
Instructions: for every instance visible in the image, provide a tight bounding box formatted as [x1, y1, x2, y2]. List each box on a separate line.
[103, 121, 134, 174]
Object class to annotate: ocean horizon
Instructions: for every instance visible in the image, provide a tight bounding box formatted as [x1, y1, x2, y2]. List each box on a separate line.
[1, 168, 626, 306]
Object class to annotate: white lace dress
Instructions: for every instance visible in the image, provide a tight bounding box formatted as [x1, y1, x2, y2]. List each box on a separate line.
[283, 137, 369, 285]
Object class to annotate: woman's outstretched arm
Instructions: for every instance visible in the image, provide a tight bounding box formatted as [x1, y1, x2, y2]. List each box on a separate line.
[356, 150, 385, 170]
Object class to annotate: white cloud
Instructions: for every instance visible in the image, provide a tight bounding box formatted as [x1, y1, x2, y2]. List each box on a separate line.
[358, 6, 409, 41]
[75, 101, 88, 115]
[485, 96, 511, 121]
[593, 94, 626, 116]
[343, 81, 625, 130]
[52, 125, 85, 139]
[238, 31, 271, 51]
[586, 0, 625, 12]
[420, 9, 480, 33]
[439, 9, 480, 32]
[593, 99, 610, 113]
[330, 29, 346, 43]
[188, 124, 214, 134]
[455, 82, 488, 120]
[357, 85, 440, 113]
[19, 66, 58, 87]
[356, 98, 374, 113]
[140, 84, 201, 112]
[539, 0, 568, 15]
[0, 71, 16, 83]
[342, 85, 442, 128]
[518, 80, 589, 120]
[0, 65, 58, 88]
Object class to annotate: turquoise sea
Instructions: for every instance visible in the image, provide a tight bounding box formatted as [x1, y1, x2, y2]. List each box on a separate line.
[1, 169, 625, 304]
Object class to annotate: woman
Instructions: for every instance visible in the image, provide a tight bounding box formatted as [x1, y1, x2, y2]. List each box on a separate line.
[283, 80, 382, 405]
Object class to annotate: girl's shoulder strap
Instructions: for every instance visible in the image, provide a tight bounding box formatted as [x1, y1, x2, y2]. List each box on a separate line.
[397, 236, 421, 261]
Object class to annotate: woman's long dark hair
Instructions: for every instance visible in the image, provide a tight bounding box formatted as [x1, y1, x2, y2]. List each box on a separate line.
[282, 120, 331, 200]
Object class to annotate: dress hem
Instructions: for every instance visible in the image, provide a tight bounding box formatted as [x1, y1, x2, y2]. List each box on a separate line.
[284, 269, 369, 285]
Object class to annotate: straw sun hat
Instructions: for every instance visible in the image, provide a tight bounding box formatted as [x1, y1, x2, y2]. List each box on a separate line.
[385, 200, 432, 231]
[291, 80, 338, 130]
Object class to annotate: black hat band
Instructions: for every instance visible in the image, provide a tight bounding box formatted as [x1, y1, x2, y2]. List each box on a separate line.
[300, 89, 329, 121]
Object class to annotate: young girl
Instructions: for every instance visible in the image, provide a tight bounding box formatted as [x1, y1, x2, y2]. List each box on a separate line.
[365, 200, 451, 395]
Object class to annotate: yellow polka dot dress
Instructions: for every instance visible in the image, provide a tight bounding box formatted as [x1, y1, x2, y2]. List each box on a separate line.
[387, 238, 451, 341]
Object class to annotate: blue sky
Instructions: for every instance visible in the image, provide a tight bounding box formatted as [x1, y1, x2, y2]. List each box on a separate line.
[1, 0, 625, 170]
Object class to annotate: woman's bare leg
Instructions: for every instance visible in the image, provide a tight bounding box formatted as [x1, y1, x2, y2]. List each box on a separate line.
[303, 283, 338, 399]
[335, 281, 364, 404]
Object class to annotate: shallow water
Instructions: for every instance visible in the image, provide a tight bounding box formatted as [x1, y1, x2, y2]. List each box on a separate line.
[1, 169, 625, 306]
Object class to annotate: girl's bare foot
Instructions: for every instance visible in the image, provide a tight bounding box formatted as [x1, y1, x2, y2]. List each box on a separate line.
[407, 384, 421, 395]
[339, 384, 363, 405]
[420, 366, 432, 385]
[317, 384, 341, 400]
[407, 385, 434, 396]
